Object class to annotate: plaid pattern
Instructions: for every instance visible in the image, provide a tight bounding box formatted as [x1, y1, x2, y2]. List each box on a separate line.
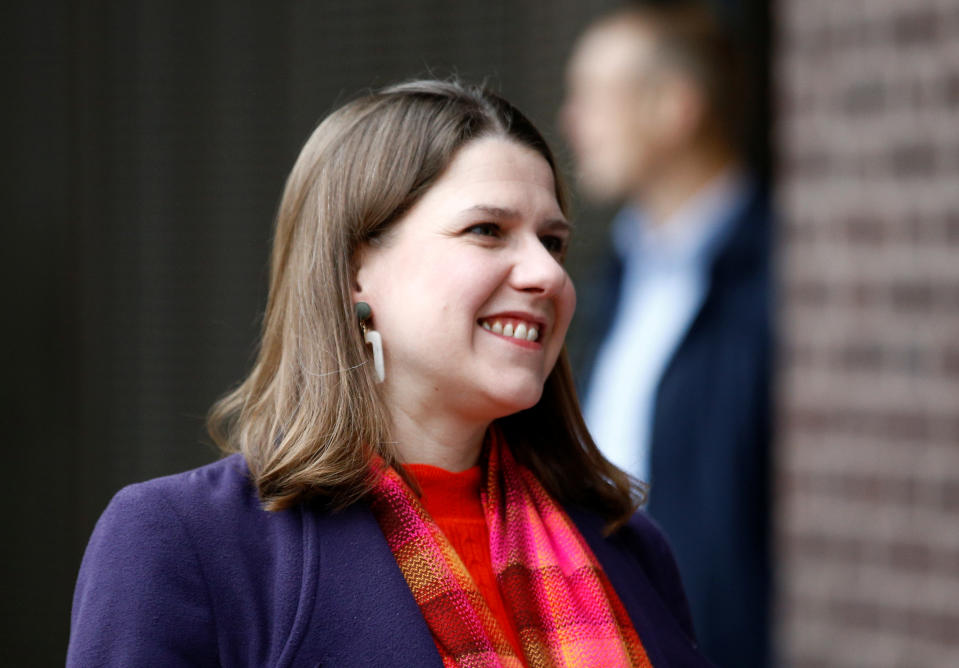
[369, 429, 652, 667]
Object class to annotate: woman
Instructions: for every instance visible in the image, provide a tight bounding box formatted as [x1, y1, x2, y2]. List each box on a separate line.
[68, 80, 710, 667]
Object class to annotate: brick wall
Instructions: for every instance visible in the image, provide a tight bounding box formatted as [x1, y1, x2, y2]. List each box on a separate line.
[776, 1, 959, 666]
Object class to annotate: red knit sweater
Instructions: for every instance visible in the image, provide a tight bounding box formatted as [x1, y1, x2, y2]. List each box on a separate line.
[406, 463, 527, 664]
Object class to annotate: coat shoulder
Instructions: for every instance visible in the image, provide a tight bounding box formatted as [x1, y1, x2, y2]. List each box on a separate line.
[68, 455, 310, 667]
[119, 453, 256, 511]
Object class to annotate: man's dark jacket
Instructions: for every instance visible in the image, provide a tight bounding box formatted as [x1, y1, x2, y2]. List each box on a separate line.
[576, 186, 773, 668]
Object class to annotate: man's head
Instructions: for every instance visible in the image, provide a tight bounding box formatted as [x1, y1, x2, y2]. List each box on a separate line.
[561, 2, 742, 204]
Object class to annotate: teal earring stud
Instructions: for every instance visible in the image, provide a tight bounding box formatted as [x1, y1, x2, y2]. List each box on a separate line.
[355, 301, 372, 323]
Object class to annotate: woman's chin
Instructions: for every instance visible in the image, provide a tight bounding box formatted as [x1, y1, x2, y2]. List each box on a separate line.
[481, 384, 545, 421]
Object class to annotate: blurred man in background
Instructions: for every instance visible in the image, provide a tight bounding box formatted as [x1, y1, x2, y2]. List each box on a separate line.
[561, 2, 773, 666]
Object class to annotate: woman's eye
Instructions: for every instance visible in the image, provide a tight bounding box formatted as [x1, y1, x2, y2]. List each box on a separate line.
[540, 234, 567, 255]
[465, 223, 501, 237]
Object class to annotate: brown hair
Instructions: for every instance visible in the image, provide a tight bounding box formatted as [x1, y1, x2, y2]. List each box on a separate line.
[207, 79, 643, 528]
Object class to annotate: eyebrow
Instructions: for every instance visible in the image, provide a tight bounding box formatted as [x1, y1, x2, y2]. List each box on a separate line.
[461, 204, 573, 230]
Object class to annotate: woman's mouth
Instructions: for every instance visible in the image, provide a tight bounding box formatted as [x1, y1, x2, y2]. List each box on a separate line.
[478, 317, 540, 343]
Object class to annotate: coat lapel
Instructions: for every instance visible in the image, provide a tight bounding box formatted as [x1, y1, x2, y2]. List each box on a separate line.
[292, 501, 443, 667]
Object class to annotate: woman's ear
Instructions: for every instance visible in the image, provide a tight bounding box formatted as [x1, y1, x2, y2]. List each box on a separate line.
[351, 272, 364, 300]
[351, 244, 371, 301]
[352, 237, 390, 304]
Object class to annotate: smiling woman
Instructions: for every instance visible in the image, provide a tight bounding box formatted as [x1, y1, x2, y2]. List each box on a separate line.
[67, 80, 713, 666]
[353, 137, 576, 470]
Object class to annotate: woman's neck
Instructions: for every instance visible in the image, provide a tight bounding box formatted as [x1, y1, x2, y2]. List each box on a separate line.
[388, 403, 489, 471]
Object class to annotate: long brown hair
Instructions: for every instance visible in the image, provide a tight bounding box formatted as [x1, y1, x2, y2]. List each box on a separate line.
[207, 79, 644, 528]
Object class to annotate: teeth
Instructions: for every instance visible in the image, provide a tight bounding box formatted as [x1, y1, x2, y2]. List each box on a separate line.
[481, 319, 540, 342]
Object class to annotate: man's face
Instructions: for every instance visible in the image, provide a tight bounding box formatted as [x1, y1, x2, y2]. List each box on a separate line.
[560, 21, 670, 203]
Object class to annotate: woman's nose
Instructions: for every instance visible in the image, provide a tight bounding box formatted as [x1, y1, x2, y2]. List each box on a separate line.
[509, 236, 570, 296]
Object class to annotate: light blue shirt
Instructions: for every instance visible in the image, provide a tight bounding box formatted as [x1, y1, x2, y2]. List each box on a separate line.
[583, 170, 751, 484]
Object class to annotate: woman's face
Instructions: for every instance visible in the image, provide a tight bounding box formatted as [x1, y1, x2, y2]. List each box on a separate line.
[354, 137, 576, 424]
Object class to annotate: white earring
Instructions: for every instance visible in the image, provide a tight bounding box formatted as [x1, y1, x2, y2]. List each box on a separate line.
[365, 329, 385, 383]
[355, 302, 385, 383]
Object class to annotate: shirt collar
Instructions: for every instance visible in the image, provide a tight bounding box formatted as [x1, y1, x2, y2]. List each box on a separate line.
[612, 167, 752, 269]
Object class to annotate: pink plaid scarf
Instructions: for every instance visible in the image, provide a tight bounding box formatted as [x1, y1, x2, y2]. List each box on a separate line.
[369, 428, 652, 667]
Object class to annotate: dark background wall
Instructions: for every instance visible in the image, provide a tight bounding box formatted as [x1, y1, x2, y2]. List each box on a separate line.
[1, 1, 768, 663]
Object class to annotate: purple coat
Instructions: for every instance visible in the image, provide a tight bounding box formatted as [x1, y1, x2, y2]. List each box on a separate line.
[68, 455, 713, 666]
